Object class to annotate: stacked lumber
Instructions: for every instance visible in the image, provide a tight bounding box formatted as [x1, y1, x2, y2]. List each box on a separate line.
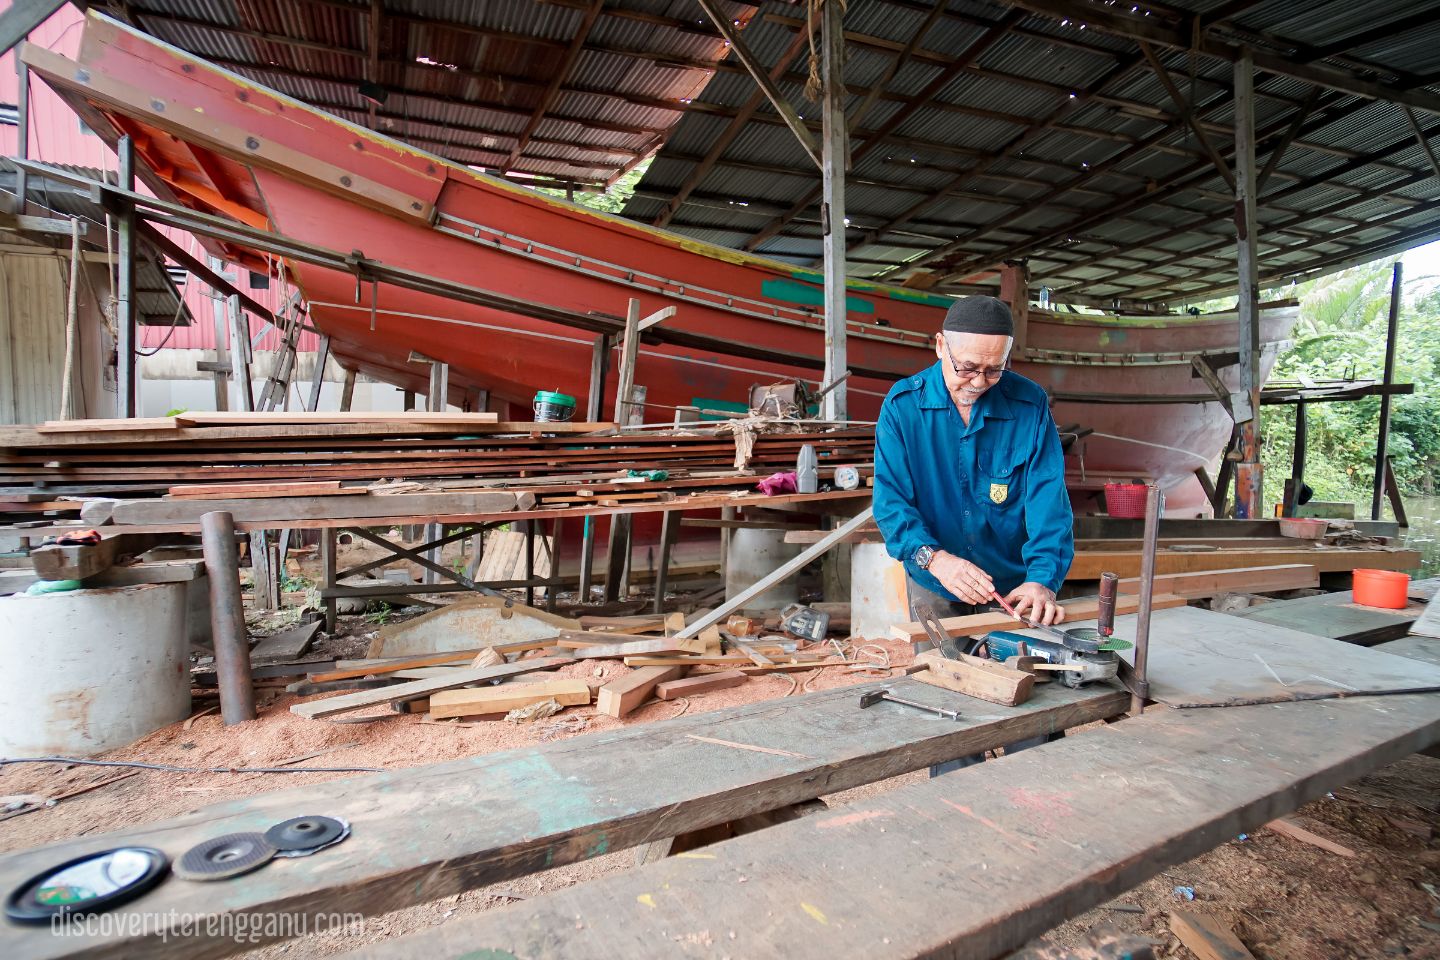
[287, 605, 844, 723]
[0, 417, 875, 499]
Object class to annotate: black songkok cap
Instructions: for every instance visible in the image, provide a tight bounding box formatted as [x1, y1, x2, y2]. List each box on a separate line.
[942, 296, 1014, 337]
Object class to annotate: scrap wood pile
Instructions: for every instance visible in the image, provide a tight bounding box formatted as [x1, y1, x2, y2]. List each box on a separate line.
[0, 412, 875, 523]
[221, 599, 886, 724]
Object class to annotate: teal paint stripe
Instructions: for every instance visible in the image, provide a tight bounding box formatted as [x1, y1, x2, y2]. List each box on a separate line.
[762, 278, 874, 314]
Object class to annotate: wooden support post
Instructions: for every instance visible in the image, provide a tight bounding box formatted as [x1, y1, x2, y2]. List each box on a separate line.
[339, 367, 356, 411]
[1233, 50, 1263, 519]
[1213, 427, 1239, 518]
[523, 520, 536, 608]
[578, 515, 596, 601]
[249, 529, 275, 612]
[227, 295, 254, 412]
[116, 135, 137, 417]
[604, 515, 633, 603]
[614, 300, 642, 428]
[306, 334, 330, 412]
[998, 261, 1029, 354]
[199, 511, 255, 724]
[819, 0, 848, 423]
[546, 517, 563, 614]
[653, 509, 681, 615]
[1384, 457, 1409, 528]
[1283, 400, 1307, 518]
[422, 357, 449, 584]
[321, 526, 337, 632]
[13, 54, 27, 215]
[586, 333, 610, 422]
[1373, 261, 1402, 521]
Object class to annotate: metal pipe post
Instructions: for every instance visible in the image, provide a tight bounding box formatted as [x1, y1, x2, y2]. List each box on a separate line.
[200, 511, 256, 724]
[1372, 260, 1402, 520]
[116, 135, 138, 417]
[1130, 483, 1161, 716]
[14, 56, 28, 215]
[819, 0, 848, 422]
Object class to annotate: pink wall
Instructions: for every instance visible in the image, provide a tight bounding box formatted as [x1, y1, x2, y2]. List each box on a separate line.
[1, 2, 316, 352]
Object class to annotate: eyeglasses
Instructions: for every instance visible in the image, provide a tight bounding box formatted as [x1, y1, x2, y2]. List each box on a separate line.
[942, 340, 1006, 382]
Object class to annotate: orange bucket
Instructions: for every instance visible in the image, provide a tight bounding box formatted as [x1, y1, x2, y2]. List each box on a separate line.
[1352, 568, 1410, 609]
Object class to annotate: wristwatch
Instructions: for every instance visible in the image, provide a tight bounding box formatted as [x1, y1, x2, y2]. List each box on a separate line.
[913, 544, 937, 570]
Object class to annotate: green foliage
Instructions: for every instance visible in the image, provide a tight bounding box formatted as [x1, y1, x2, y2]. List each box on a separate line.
[1259, 258, 1440, 511]
[164, 408, 189, 417]
[531, 160, 651, 215]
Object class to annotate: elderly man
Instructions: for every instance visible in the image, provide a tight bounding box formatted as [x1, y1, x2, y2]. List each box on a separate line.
[873, 295, 1074, 770]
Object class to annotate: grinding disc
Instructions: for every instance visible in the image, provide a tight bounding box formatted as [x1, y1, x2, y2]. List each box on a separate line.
[174, 833, 275, 881]
[5, 847, 169, 924]
[264, 816, 349, 856]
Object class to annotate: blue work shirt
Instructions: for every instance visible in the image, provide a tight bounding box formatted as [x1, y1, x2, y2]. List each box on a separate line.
[873, 361, 1074, 599]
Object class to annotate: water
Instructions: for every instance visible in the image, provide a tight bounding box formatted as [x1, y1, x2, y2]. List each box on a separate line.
[1401, 495, 1440, 577]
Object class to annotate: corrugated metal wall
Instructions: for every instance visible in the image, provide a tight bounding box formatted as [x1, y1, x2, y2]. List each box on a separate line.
[0, 244, 110, 422]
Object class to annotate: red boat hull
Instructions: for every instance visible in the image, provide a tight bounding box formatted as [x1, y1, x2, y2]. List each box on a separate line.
[25, 14, 1299, 515]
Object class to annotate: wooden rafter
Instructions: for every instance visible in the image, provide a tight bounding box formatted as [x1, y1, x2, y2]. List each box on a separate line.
[845, 0, 948, 135]
[652, 28, 810, 229]
[1138, 41, 1234, 191]
[1256, 87, 1320, 192]
[1404, 107, 1440, 180]
[502, 0, 606, 171]
[695, 0, 819, 169]
[999, 0, 1440, 116]
[739, 10, 1023, 252]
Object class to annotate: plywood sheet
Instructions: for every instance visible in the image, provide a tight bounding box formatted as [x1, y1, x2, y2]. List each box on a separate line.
[1109, 605, 1440, 707]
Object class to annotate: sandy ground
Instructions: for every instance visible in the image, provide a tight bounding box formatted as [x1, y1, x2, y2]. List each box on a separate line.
[4, 595, 1439, 958]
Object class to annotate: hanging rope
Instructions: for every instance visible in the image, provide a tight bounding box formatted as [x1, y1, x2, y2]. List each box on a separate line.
[804, 0, 847, 102]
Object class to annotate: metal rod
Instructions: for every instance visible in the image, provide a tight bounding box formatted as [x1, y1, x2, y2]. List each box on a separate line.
[200, 511, 256, 724]
[115, 135, 137, 417]
[14, 55, 28, 215]
[321, 526, 337, 632]
[1372, 260, 1402, 521]
[1130, 483, 1161, 716]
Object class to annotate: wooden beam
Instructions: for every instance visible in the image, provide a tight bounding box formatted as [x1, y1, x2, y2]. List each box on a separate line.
[346, 674, 1440, 959]
[695, 0, 820, 169]
[290, 656, 571, 719]
[819, 0, 848, 422]
[596, 664, 684, 718]
[1404, 106, 1440, 179]
[1256, 87, 1320, 192]
[0, 680, 1126, 958]
[1138, 41, 1235, 191]
[502, 0, 605, 170]
[891, 593, 1188, 644]
[651, 27, 808, 228]
[1234, 49, 1262, 518]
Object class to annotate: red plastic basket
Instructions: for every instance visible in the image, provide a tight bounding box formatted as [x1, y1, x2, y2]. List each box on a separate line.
[1104, 483, 1148, 519]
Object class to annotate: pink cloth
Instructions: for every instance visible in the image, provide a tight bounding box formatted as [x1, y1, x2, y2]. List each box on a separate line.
[757, 471, 798, 496]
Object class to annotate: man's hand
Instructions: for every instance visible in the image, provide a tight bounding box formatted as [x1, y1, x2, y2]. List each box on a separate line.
[1006, 582, 1065, 626]
[929, 551, 995, 606]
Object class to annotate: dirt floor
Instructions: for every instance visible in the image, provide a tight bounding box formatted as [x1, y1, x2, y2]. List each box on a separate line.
[3, 591, 1439, 958]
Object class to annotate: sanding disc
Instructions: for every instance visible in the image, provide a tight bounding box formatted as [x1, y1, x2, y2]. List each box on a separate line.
[5, 847, 169, 924]
[174, 833, 275, 881]
[264, 816, 349, 857]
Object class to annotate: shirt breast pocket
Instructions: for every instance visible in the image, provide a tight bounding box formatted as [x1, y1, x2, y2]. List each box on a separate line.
[978, 454, 1026, 511]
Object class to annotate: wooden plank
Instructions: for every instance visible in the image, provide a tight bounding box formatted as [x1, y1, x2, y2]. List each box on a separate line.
[890, 593, 1188, 644]
[655, 670, 748, 700]
[289, 656, 571, 719]
[563, 638, 690, 660]
[429, 679, 590, 719]
[168, 481, 353, 500]
[0, 681, 1126, 960]
[34, 417, 180, 433]
[1263, 817, 1356, 857]
[596, 665, 684, 718]
[1232, 590, 1423, 646]
[1115, 563, 1317, 598]
[910, 649, 1034, 706]
[173, 411, 500, 425]
[350, 689, 1440, 960]
[1168, 911, 1257, 960]
[1068, 547, 1420, 580]
[1409, 591, 1440, 639]
[249, 620, 321, 662]
[1109, 606, 1440, 708]
[29, 538, 118, 581]
[112, 491, 519, 525]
